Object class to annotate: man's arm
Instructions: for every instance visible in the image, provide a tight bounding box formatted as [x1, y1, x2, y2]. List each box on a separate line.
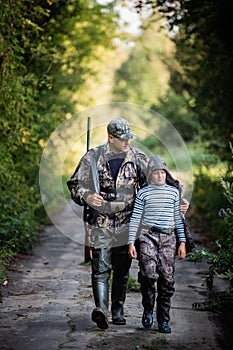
[67, 152, 94, 206]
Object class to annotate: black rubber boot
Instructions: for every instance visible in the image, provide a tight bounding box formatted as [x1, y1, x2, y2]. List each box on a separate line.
[91, 281, 109, 330]
[111, 245, 132, 325]
[111, 279, 127, 325]
[111, 301, 126, 325]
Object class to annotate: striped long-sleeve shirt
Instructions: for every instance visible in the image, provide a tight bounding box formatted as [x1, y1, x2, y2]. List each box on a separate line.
[128, 183, 186, 244]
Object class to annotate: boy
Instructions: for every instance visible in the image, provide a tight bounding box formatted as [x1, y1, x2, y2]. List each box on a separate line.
[128, 155, 186, 333]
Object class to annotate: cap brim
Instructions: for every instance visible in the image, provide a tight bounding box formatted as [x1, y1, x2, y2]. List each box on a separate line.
[118, 132, 136, 140]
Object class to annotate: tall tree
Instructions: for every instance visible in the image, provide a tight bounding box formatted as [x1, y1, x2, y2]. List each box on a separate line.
[112, 11, 199, 142]
[112, 17, 172, 106]
[132, 0, 233, 164]
[0, 0, 119, 254]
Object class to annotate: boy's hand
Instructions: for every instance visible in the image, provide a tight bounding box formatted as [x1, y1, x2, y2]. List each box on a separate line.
[128, 243, 137, 259]
[178, 242, 186, 259]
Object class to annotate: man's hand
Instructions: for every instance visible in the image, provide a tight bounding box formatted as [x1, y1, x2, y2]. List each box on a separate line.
[86, 193, 103, 207]
[128, 243, 137, 259]
[178, 242, 186, 260]
[180, 198, 189, 214]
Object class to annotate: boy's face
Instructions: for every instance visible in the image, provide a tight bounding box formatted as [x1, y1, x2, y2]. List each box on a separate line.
[151, 169, 166, 185]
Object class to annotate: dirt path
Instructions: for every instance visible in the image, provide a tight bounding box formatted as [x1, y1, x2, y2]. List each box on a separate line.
[0, 202, 226, 350]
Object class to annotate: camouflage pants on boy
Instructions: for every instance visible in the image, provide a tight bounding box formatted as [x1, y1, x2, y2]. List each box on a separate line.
[138, 228, 177, 324]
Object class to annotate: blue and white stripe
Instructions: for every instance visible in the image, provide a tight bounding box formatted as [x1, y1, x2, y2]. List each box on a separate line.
[128, 183, 186, 244]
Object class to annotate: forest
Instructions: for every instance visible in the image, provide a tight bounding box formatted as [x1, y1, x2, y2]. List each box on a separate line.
[0, 0, 232, 310]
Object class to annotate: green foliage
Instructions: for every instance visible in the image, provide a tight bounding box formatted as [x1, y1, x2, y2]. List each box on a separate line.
[127, 274, 141, 292]
[0, 0, 120, 283]
[170, 0, 233, 164]
[112, 17, 172, 107]
[133, 336, 167, 350]
[155, 89, 200, 142]
[112, 14, 200, 143]
[190, 163, 233, 308]
[108, 272, 140, 292]
[189, 240, 233, 290]
[134, 1, 233, 164]
[192, 162, 229, 239]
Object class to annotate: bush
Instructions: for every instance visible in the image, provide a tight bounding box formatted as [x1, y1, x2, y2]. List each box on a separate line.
[192, 169, 229, 241]
[189, 168, 233, 310]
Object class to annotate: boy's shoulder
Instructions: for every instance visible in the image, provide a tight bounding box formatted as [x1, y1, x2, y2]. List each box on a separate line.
[166, 183, 179, 193]
[137, 184, 150, 195]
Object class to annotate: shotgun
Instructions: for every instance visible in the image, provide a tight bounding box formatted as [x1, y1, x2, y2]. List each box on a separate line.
[83, 117, 103, 261]
[83, 116, 92, 262]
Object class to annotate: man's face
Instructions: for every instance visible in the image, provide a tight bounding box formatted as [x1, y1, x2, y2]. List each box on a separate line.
[108, 134, 131, 154]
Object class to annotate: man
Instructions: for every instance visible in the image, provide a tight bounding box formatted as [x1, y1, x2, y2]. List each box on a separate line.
[67, 118, 189, 330]
[67, 118, 148, 329]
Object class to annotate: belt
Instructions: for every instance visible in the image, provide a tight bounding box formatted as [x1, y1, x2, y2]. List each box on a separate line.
[141, 225, 175, 235]
[101, 187, 134, 194]
[101, 188, 134, 201]
[101, 200, 126, 213]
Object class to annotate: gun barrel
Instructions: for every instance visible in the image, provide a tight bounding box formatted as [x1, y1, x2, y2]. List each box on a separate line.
[87, 116, 91, 151]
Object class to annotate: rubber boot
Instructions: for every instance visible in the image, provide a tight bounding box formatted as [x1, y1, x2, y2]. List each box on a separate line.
[91, 280, 109, 330]
[111, 277, 127, 325]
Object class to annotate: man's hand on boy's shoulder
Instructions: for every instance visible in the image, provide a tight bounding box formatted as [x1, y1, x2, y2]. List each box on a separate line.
[180, 198, 189, 214]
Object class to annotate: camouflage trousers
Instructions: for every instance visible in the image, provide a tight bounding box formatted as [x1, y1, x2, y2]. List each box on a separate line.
[138, 228, 177, 323]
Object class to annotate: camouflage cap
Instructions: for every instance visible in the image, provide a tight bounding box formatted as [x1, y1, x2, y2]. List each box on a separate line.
[107, 118, 136, 140]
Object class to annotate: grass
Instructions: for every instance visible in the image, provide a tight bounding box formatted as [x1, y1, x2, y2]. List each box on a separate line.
[133, 336, 167, 350]
[127, 274, 141, 292]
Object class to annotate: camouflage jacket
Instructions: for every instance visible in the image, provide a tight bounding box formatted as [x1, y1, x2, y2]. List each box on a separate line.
[67, 142, 149, 239]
